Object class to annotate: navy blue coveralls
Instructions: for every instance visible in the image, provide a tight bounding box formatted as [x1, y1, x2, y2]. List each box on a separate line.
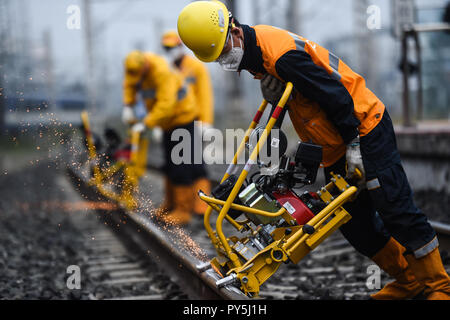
[239, 24, 438, 259]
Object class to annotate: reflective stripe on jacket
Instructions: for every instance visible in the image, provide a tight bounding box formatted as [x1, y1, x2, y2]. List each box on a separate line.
[123, 53, 196, 130]
[251, 25, 385, 167]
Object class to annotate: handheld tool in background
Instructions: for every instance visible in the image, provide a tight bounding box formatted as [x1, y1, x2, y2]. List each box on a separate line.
[80, 111, 148, 210]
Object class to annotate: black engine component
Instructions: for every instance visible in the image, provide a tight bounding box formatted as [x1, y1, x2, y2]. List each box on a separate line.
[295, 142, 322, 184]
[104, 128, 121, 150]
[103, 127, 122, 160]
[246, 126, 288, 166]
[299, 192, 327, 215]
[248, 142, 323, 198]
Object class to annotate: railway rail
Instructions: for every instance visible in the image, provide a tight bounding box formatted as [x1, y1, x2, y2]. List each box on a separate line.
[430, 221, 450, 251]
[66, 166, 248, 300]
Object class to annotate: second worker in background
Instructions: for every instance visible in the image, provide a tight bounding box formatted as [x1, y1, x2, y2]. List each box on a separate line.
[122, 50, 208, 225]
[161, 30, 215, 217]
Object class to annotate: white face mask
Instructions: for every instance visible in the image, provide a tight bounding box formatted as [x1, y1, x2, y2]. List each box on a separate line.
[216, 33, 244, 72]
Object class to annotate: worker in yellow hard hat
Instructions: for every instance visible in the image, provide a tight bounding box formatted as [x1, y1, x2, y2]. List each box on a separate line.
[177, 1, 450, 300]
[161, 30, 215, 217]
[122, 50, 204, 225]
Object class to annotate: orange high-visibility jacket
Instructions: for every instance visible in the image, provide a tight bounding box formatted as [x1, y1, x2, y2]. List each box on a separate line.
[176, 55, 214, 125]
[240, 25, 385, 167]
[123, 53, 197, 130]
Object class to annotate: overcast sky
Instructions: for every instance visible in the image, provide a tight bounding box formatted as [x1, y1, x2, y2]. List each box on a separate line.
[10, 0, 447, 94]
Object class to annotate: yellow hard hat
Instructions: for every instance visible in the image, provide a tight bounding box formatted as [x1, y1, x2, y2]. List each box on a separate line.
[162, 30, 182, 48]
[124, 50, 147, 84]
[177, 1, 230, 62]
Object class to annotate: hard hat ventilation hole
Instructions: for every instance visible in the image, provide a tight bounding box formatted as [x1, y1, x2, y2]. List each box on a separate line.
[210, 12, 220, 26]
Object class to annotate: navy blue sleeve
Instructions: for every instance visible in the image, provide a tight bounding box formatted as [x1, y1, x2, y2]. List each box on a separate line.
[275, 50, 360, 144]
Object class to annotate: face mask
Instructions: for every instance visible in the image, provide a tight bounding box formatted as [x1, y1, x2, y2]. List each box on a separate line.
[217, 33, 244, 72]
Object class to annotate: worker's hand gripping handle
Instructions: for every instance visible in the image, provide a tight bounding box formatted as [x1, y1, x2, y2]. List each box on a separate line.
[353, 168, 363, 180]
[345, 163, 363, 181]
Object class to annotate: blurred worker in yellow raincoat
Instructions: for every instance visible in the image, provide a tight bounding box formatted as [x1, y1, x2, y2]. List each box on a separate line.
[122, 50, 206, 225]
[161, 30, 215, 216]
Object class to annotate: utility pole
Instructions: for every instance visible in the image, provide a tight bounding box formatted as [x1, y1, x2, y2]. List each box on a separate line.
[0, 57, 5, 136]
[224, 0, 244, 129]
[287, 0, 300, 34]
[43, 30, 56, 111]
[83, 0, 96, 112]
[353, 0, 374, 86]
[18, 0, 32, 78]
[0, 0, 12, 135]
[392, 0, 417, 126]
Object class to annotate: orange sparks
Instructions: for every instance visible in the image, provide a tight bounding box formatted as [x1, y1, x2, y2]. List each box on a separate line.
[18, 200, 118, 212]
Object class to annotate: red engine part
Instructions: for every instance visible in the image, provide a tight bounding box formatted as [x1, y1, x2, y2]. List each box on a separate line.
[113, 149, 131, 161]
[272, 190, 315, 225]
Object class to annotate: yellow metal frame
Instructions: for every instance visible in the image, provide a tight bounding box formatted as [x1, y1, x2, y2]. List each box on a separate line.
[80, 111, 148, 210]
[199, 83, 358, 296]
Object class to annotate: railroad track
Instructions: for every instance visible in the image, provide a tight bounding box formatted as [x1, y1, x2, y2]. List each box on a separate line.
[65, 166, 247, 300]
[74, 221, 182, 300]
[62, 133, 450, 300]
